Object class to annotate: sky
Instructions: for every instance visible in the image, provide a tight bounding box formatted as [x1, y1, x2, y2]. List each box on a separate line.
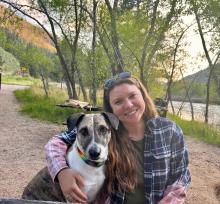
[181, 15, 210, 77]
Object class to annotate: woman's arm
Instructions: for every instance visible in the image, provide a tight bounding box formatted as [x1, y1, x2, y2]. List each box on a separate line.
[45, 136, 69, 181]
[45, 130, 87, 203]
[45, 128, 77, 180]
[159, 123, 191, 204]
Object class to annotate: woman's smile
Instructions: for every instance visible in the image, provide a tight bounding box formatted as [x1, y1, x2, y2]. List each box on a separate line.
[125, 109, 137, 116]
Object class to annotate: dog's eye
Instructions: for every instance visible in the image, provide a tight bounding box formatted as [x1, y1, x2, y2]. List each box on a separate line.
[99, 126, 108, 135]
[79, 128, 89, 137]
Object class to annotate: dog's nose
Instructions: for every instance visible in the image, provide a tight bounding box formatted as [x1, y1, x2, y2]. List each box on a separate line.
[89, 145, 101, 160]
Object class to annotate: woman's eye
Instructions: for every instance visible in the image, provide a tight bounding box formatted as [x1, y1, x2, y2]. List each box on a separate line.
[129, 93, 137, 99]
[115, 100, 122, 105]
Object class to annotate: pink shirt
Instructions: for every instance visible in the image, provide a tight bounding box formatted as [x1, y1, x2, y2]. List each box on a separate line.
[45, 136, 68, 181]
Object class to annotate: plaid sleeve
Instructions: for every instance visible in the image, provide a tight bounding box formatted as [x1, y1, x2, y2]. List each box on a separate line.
[45, 128, 77, 182]
[158, 183, 187, 204]
[45, 136, 69, 182]
[160, 123, 191, 203]
[58, 128, 77, 145]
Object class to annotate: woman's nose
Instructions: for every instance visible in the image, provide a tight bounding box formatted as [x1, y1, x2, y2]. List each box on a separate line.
[124, 99, 133, 108]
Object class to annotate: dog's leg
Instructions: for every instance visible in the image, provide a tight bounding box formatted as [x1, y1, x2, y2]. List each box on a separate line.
[22, 167, 66, 202]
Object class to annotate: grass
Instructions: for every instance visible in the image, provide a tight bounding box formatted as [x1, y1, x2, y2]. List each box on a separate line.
[168, 113, 220, 147]
[2, 75, 40, 86]
[14, 85, 83, 124]
[13, 83, 220, 147]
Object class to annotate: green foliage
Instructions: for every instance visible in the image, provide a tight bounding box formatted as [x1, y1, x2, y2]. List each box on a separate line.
[168, 113, 220, 147]
[14, 86, 82, 124]
[0, 28, 62, 81]
[2, 75, 39, 85]
[0, 47, 20, 73]
[0, 30, 7, 47]
[116, 11, 150, 73]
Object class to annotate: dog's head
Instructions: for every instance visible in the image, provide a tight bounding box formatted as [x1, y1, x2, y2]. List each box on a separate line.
[67, 112, 119, 163]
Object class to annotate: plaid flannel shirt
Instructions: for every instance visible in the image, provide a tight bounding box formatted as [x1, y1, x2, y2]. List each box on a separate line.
[45, 117, 191, 204]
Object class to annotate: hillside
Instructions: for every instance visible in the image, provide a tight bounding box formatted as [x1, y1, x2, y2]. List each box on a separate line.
[0, 5, 55, 52]
[0, 47, 20, 73]
[171, 63, 220, 104]
[183, 63, 220, 84]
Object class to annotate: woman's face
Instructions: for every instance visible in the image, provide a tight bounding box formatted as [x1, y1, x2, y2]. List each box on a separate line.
[109, 83, 145, 127]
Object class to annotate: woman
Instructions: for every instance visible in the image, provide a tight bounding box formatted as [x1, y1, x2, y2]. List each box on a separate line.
[45, 72, 191, 204]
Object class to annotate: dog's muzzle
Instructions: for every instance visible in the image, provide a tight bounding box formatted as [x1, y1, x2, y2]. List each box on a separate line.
[76, 145, 105, 167]
[89, 144, 101, 160]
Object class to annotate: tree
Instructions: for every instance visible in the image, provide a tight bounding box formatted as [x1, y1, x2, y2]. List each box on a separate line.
[137, 0, 180, 89]
[162, 23, 195, 120]
[104, 0, 124, 74]
[190, 0, 220, 123]
[1, 0, 88, 99]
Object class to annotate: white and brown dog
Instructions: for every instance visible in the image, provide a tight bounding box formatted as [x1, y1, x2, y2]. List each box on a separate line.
[22, 112, 119, 203]
[66, 112, 119, 203]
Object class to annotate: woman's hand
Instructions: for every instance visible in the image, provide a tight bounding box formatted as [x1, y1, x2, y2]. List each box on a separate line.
[57, 168, 88, 203]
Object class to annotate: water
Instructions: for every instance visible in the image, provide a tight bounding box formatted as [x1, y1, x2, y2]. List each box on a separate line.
[168, 101, 220, 129]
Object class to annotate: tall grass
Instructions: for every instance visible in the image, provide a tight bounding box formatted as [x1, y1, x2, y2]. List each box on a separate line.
[168, 113, 220, 147]
[2, 75, 39, 86]
[14, 85, 82, 124]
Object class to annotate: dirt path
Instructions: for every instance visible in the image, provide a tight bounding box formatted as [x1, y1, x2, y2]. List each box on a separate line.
[0, 84, 220, 204]
[0, 84, 63, 198]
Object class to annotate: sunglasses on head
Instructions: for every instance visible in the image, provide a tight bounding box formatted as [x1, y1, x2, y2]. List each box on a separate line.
[104, 72, 131, 90]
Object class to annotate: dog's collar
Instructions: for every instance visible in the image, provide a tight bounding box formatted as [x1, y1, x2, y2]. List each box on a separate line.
[76, 146, 105, 167]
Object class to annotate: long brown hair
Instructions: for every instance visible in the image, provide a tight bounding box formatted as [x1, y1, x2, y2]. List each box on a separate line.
[97, 127, 138, 202]
[99, 75, 158, 197]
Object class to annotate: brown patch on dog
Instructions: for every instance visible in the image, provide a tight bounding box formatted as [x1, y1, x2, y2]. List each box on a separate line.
[215, 184, 220, 202]
[22, 167, 65, 202]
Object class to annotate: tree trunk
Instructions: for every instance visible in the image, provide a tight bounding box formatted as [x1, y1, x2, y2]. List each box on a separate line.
[90, 0, 98, 105]
[142, 0, 177, 88]
[192, 1, 214, 123]
[75, 67, 87, 101]
[179, 68, 195, 121]
[40, 73, 48, 98]
[105, 0, 124, 73]
[139, 0, 159, 86]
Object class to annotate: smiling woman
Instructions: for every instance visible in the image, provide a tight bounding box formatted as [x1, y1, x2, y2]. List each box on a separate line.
[108, 83, 146, 138]
[41, 72, 191, 204]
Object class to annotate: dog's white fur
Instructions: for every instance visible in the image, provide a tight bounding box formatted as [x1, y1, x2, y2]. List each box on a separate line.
[67, 141, 106, 202]
[66, 113, 114, 203]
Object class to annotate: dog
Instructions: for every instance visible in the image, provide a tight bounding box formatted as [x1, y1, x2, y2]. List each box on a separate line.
[65, 112, 119, 203]
[22, 112, 119, 203]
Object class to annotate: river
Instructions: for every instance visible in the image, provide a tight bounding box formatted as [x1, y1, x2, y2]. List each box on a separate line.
[168, 101, 220, 129]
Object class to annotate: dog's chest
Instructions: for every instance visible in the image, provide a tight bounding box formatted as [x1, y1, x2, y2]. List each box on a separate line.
[67, 147, 106, 202]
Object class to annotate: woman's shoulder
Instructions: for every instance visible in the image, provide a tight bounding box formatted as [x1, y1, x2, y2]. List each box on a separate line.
[145, 117, 183, 140]
[146, 116, 175, 130]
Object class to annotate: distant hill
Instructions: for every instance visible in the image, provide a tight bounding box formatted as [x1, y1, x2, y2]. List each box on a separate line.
[0, 47, 20, 73]
[171, 63, 220, 104]
[0, 5, 55, 52]
[182, 63, 220, 84]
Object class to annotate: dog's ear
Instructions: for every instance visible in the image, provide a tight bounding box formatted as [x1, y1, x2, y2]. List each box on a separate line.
[67, 113, 85, 131]
[101, 112, 119, 130]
